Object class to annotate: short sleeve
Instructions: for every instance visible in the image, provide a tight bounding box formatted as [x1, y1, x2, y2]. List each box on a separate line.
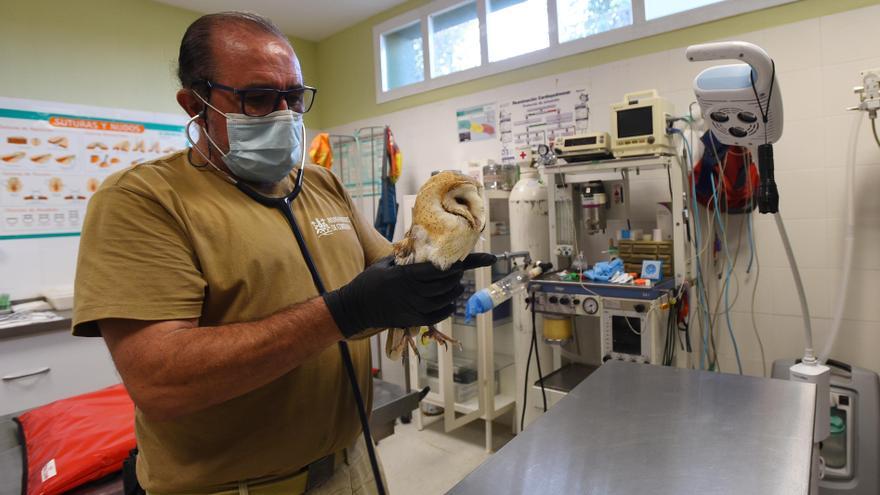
[323, 168, 392, 266]
[352, 198, 393, 266]
[73, 187, 207, 337]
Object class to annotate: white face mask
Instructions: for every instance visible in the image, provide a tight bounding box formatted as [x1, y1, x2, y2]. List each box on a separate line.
[186, 95, 306, 183]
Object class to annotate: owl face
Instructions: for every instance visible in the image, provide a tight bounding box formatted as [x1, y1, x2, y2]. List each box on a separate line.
[439, 176, 485, 233]
[414, 172, 485, 235]
[395, 171, 486, 270]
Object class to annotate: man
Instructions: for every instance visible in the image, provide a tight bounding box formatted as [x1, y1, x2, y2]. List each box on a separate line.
[73, 11, 492, 494]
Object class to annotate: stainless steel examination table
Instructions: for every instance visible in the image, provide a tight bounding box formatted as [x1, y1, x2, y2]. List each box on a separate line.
[449, 360, 817, 495]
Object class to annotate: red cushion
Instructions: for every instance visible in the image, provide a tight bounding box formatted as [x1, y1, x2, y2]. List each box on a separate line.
[14, 384, 135, 495]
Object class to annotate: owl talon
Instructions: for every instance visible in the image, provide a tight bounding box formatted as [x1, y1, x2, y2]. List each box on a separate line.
[392, 333, 421, 361]
[425, 325, 461, 352]
[406, 335, 421, 361]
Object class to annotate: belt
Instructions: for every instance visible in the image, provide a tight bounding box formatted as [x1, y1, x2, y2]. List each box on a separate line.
[236, 450, 344, 494]
[149, 449, 347, 495]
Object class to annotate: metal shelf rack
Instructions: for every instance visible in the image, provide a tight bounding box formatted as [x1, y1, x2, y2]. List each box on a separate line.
[540, 154, 691, 285]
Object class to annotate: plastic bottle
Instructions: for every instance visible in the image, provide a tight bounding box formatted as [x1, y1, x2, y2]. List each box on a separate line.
[464, 262, 551, 322]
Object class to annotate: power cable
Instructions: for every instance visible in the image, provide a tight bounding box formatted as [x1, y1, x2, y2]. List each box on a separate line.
[670, 128, 714, 370]
[745, 156, 767, 376]
[520, 291, 547, 433]
[872, 118, 880, 148]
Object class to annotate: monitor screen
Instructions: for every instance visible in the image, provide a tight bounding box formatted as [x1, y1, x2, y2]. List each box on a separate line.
[617, 106, 654, 138]
[611, 315, 642, 356]
[565, 136, 597, 147]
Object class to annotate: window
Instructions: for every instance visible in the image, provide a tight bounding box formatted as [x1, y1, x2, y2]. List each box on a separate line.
[645, 0, 724, 20]
[381, 22, 424, 91]
[487, 0, 549, 62]
[374, 0, 797, 102]
[557, 0, 632, 44]
[430, 2, 481, 77]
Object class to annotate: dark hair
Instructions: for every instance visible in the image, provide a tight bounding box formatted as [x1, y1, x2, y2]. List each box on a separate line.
[177, 11, 289, 90]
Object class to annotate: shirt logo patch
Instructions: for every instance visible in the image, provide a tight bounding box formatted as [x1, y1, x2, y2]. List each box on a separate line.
[311, 216, 353, 237]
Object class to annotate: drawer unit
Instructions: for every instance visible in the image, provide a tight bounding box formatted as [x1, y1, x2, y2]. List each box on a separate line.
[618, 240, 674, 278]
[0, 328, 120, 415]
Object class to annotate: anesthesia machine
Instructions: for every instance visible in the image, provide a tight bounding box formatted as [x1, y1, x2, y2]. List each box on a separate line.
[513, 85, 690, 413]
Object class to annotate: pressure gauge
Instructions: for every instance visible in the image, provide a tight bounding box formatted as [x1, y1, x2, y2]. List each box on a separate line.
[582, 297, 599, 315]
[537, 144, 550, 158]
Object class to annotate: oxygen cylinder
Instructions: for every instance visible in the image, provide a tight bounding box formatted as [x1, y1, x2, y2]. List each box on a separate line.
[509, 166, 551, 430]
[510, 167, 549, 262]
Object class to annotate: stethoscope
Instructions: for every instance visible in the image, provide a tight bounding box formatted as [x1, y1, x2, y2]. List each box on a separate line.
[186, 114, 387, 494]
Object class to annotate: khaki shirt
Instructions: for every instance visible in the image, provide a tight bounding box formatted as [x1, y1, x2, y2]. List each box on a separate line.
[73, 151, 391, 492]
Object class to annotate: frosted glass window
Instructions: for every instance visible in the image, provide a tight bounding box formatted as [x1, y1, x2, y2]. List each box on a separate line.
[382, 22, 425, 91]
[645, 0, 724, 20]
[487, 0, 550, 63]
[556, 0, 633, 43]
[430, 2, 481, 77]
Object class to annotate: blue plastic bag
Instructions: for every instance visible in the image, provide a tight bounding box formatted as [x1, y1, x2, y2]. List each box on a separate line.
[583, 258, 624, 282]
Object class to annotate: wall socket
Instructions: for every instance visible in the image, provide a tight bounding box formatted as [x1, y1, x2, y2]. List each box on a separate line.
[854, 67, 880, 115]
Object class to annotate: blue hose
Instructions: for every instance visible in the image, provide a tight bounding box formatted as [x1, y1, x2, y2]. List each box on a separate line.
[672, 129, 713, 370]
[710, 178, 744, 374]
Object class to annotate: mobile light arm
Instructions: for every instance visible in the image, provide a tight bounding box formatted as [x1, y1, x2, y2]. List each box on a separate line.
[687, 42, 830, 452]
[686, 41, 775, 94]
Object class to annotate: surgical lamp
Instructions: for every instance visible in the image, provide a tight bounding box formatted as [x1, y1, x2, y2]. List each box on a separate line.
[686, 42, 831, 453]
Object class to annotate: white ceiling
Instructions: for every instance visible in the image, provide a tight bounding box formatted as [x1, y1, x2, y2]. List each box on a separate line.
[155, 0, 409, 41]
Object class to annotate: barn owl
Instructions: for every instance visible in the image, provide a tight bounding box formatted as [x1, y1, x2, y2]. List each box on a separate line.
[386, 171, 486, 360]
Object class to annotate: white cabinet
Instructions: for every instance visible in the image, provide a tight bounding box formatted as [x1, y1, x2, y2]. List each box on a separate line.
[404, 190, 518, 451]
[0, 327, 120, 415]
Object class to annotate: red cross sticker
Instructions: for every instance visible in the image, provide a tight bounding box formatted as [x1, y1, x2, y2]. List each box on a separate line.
[519, 151, 527, 159]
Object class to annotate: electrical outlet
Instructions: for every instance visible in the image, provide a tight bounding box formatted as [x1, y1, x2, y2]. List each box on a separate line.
[854, 67, 880, 115]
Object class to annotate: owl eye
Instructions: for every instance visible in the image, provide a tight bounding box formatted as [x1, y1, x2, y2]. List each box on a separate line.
[454, 197, 468, 206]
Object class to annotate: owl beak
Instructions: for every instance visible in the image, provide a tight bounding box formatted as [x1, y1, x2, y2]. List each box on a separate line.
[442, 196, 478, 230]
[459, 209, 479, 230]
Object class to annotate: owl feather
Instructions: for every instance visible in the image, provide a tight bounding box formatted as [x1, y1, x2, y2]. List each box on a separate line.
[385, 171, 486, 360]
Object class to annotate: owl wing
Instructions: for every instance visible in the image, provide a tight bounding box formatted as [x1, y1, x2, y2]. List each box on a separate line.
[385, 327, 421, 360]
[385, 228, 422, 360]
[392, 230, 416, 265]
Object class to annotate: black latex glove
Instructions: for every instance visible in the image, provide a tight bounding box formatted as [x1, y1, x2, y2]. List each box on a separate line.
[323, 253, 496, 338]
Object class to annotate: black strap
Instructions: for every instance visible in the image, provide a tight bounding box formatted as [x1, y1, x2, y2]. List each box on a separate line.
[305, 453, 336, 490]
[122, 448, 146, 495]
[237, 182, 386, 495]
[12, 417, 27, 495]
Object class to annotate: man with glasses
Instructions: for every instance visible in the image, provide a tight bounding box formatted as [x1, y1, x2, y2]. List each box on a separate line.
[72, 11, 491, 494]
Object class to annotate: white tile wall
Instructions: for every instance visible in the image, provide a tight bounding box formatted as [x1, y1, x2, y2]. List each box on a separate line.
[0, 237, 79, 299]
[773, 118, 825, 171]
[329, 5, 880, 375]
[819, 7, 880, 66]
[780, 66, 824, 122]
[822, 113, 880, 168]
[757, 18, 821, 73]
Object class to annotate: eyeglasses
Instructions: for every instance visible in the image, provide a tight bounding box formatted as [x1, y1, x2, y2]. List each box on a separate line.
[201, 80, 317, 116]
